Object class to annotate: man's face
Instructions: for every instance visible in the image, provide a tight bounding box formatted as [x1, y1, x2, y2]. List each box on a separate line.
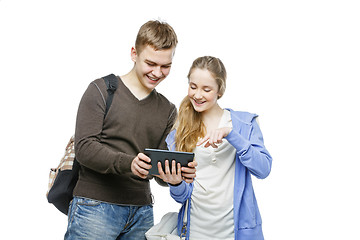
[131, 45, 175, 91]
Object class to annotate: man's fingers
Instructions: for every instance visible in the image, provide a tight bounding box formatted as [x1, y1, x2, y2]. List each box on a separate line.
[181, 165, 196, 180]
[187, 160, 198, 168]
[183, 176, 195, 183]
[134, 163, 148, 178]
[182, 171, 196, 178]
[137, 159, 151, 170]
[182, 166, 196, 174]
[138, 152, 151, 163]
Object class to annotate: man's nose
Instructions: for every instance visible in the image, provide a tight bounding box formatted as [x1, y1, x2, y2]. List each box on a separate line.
[152, 67, 163, 78]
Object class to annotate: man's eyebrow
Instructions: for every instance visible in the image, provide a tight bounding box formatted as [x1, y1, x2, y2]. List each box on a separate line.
[145, 59, 172, 66]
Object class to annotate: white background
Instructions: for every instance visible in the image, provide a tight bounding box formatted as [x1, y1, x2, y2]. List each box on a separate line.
[1, 0, 359, 239]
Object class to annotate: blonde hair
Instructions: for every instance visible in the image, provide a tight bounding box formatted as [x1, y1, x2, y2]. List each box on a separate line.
[135, 20, 178, 55]
[175, 56, 227, 152]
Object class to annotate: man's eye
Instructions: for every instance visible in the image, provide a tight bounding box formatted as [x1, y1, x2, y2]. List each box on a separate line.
[147, 63, 155, 66]
[204, 89, 211, 92]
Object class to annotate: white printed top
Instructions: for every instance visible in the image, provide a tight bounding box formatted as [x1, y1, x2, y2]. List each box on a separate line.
[190, 109, 236, 240]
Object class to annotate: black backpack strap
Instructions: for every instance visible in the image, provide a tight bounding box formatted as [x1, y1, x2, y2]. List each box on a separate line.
[103, 74, 118, 117]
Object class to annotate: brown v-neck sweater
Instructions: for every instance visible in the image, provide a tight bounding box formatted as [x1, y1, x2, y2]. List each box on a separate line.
[73, 76, 177, 205]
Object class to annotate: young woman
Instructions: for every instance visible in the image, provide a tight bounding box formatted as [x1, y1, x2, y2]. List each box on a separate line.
[158, 56, 272, 240]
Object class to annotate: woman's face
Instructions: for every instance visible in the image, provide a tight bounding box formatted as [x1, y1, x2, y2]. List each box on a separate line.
[188, 68, 220, 113]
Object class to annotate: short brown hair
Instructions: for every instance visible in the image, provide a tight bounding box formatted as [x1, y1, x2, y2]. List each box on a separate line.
[135, 20, 178, 54]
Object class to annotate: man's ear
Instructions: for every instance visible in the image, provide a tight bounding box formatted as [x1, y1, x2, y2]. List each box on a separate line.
[131, 47, 137, 63]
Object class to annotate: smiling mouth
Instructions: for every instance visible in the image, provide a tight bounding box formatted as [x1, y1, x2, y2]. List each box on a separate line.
[147, 74, 161, 82]
[192, 99, 206, 105]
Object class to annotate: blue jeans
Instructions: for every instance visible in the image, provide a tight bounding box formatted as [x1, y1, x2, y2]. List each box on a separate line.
[64, 197, 154, 240]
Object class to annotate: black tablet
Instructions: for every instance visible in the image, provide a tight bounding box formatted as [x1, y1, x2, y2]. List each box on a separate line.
[144, 148, 195, 175]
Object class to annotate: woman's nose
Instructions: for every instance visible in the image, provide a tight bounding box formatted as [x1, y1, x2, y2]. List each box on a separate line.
[194, 90, 202, 99]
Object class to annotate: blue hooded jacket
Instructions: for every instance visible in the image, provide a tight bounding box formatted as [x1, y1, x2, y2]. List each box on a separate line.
[166, 109, 272, 240]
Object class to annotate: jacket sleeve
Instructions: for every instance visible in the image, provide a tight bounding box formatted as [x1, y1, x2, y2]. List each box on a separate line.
[165, 129, 193, 202]
[165, 129, 177, 151]
[225, 117, 272, 179]
[75, 81, 134, 175]
[157, 106, 177, 150]
[169, 181, 192, 204]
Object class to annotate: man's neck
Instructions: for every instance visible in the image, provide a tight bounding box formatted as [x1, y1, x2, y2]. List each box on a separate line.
[121, 70, 152, 100]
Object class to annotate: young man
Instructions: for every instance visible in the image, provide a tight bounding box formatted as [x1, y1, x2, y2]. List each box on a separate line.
[64, 20, 196, 240]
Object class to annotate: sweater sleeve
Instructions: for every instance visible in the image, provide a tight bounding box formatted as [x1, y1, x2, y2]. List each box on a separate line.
[152, 104, 178, 186]
[225, 116, 272, 179]
[74, 81, 134, 175]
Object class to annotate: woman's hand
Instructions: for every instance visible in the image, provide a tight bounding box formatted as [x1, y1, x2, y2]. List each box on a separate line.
[197, 127, 232, 148]
[158, 160, 183, 185]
